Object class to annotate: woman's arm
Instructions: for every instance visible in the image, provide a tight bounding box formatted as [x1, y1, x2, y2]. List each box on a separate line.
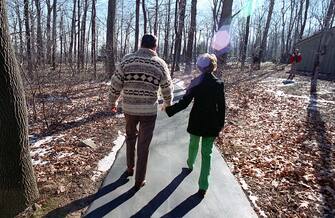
[165, 86, 195, 117]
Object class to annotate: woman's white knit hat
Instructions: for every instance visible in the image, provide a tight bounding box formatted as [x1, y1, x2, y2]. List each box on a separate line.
[196, 53, 217, 73]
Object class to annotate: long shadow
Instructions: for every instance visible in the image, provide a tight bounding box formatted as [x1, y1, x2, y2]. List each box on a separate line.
[44, 172, 129, 218]
[35, 110, 116, 138]
[160, 193, 203, 218]
[130, 168, 192, 218]
[83, 187, 138, 218]
[306, 78, 334, 217]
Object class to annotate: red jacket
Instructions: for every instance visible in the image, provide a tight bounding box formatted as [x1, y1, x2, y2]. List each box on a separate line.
[290, 53, 302, 64]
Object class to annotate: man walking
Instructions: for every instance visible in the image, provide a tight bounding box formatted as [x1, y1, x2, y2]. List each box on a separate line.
[109, 34, 174, 189]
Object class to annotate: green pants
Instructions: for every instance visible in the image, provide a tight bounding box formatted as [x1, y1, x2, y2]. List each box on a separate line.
[187, 134, 215, 190]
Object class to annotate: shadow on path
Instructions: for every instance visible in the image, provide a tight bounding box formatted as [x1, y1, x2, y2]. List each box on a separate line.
[306, 78, 334, 217]
[37, 110, 116, 138]
[131, 168, 192, 218]
[44, 172, 129, 218]
[161, 193, 203, 218]
[84, 187, 138, 218]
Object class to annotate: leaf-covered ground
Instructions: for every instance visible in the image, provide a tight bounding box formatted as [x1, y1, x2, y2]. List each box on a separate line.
[217, 65, 335, 217]
[23, 80, 125, 217]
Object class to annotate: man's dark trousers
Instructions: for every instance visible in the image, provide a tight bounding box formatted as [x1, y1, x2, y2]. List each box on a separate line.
[124, 114, 157, 183]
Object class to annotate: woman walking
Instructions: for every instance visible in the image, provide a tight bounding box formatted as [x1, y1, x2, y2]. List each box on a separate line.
[165, 53, 226, 197]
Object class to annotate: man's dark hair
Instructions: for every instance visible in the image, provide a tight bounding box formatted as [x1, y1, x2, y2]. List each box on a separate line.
[141, 34, 157, 49]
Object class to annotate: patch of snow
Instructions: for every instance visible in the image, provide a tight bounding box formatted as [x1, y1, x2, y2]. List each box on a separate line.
[72, 116, 87, 122]
[30, 134, 65, 166]
[91, 131, 126, 181]
[30, 134, 65, 148]
[32, 159, 49, 166]
[267, 90, 335, 105]
[249, 194, 267, 217]
[31, 136, 54, 148]
[57, 152, 74, 159]
[30, 147, 50, 157]
[115, 113, 125, 118]
[239, 178, 249, 190]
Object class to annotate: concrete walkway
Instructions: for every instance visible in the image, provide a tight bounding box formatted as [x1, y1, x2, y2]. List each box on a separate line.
[84, 105, 257, 217]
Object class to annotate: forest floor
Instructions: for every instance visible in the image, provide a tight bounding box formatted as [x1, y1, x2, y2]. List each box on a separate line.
[19, 63, 334, 217]
[20, 68, 127, 217]
[217, 63, 335, 217]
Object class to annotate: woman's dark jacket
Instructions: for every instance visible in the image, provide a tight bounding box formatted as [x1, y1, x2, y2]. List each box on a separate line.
[166, 73, 226, 137]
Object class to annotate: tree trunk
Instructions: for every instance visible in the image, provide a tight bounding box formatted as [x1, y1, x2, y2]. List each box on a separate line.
[23, 0, 33, 79]
[324, 0, 335, 29]
[69, 0, 76, 64]
[135, 0, 140, 51]
[154, 0, 159, 35]
[77, 0, 81, 70]
[299, 0, 309, 39]
[216, 0, 233, 78]
[241, 15, 251, 69]
[91, 0, 97, 78]
[46, 0, 52, 64]
[0, 1, 39, 216]
[172, 0, 186, 75]
[106, 0, 116, 78]
[51, 0, 57, 70]
[35, 0, 43, 64]
[163, 0, 171, 62]
[80, 0, 88, 69]
[185, 0, 197, 74]
[14, 1, 24, 63]
[29, 1, 36, 66]
[256, 0, 275, 69]
[142, 0, 147, 34]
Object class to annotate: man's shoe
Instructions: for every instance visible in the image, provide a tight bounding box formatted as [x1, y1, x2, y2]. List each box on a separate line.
[134, 180, 146, 190]
[197, 189, 207, 198]
[125, 168, 134, 177]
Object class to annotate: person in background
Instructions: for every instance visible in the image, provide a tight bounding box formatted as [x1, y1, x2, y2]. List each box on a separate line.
[287, 48, 302, 80]
[109, 34, 174, 190]
[165, 53, 226, 198]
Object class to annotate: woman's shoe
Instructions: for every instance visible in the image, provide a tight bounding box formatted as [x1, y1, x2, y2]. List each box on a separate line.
[197, 189, 207, 198]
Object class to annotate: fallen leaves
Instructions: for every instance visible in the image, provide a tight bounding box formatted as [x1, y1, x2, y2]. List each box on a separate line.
[217, 68, 335, 217]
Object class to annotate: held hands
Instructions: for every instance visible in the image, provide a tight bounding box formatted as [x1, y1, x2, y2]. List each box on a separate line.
[110, 101, 118, 113]
[111, 107, 117, 113]
[160, 102, 170, 111]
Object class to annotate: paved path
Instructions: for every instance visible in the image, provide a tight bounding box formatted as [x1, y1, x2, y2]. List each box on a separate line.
[84, 104, 257, 217]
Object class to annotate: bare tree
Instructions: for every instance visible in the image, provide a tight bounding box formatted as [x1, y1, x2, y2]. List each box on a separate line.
[154, 0, 159, 35]
[46, 0, 53, 64]
[255, 0, 275, 69]
[24, 0, 33, 78]
[51, 0, 57, 70]
[135, 0, 140, 51]
[80, 0, 88, 69]
[0, 1, 39, 215]
[185, 0, 197, 73]
[299, 0, 310, 39]
[91, 0, 97, 78]
[172, 0, 186, 75]
[163, 0, 172, 62]
[106, 0, 116, 78]
[69, 0, 76, 64]
[216, 0, 233, 77]
[35, 0, 43, 64]
[142, 0, 147, 34]
[241, 15, 251, 69]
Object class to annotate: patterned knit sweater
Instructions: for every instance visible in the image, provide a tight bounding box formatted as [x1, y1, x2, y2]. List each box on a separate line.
[109, 48, 174, 116]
